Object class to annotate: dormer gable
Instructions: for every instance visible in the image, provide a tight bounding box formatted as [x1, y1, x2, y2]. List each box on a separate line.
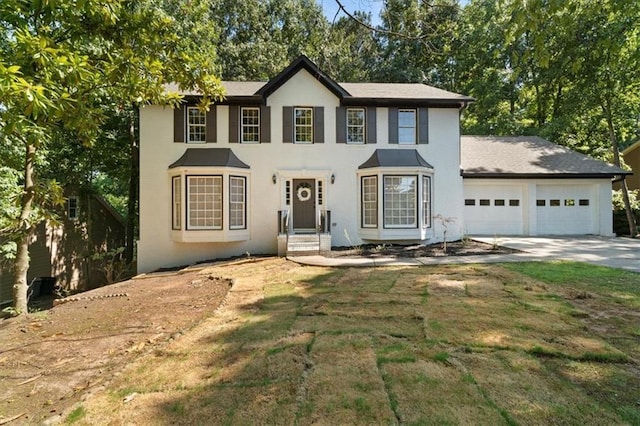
[256, 55, 349, 100]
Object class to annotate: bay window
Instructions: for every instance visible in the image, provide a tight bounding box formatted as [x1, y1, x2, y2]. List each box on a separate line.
[188, 176, 222, 230]
[384, 175, 417, 228]
[229, 176, 246, 229]
[361, 176, 377, 227]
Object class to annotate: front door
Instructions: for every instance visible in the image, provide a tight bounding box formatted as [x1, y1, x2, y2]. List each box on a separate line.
[292, 179, 316, 231]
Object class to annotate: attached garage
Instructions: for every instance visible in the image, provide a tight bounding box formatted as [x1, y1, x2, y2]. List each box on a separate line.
[464, 184, 523, 235]
[461, 136, 628, 236]
[535, 184, 594, 235]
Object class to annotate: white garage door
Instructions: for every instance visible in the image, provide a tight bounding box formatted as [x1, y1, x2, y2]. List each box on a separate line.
[536, 185, 594, 234]
[464, 185, 523, 235]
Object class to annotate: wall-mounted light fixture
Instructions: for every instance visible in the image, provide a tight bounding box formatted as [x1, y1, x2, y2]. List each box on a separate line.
[331, 173, 335, 184]
[272, 173, 277, 184]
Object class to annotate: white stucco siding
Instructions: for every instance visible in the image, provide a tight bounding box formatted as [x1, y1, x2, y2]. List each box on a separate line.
[426, 108, 464, 242]
[138, 70, 465, 272]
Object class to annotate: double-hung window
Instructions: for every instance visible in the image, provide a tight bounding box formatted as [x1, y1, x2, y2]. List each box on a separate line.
[398, 109, 416, 144]
[172, 176, 181, 229]
[241, 107, 260, 143]
[294, 107, 313, 143]
[67, 196, 79, 220]
[187, 176, 222, 230]
[362, 176, 378, 227]
[422, 176, 431, 228]
[187, 107, 206, 143]
[384, 175, 417, 227]
[229, 176, 246, 229]
[347, 108, 365, 144]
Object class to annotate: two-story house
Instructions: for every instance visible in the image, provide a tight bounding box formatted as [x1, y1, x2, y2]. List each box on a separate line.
[137, 56, 626, 273]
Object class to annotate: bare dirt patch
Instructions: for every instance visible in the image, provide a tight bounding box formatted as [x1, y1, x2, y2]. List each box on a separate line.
[0, 267, 232, 424]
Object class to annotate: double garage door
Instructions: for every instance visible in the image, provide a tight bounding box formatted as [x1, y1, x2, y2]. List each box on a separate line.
[464, 184, 595, 235]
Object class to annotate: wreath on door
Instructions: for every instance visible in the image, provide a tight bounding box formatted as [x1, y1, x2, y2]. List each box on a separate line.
[296, 183, 312, 202]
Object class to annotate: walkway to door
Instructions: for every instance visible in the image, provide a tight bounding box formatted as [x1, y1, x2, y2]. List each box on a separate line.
[289, 236, 640, 273]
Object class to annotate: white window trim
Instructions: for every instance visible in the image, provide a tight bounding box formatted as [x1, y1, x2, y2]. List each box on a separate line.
[294, 107, 313, 144]
[67, 196, 79, 220]
[172, 176, 181, 230]
[187, 106, 206, 144]
[347, 107, 365, 144]
[398, 109, 417, 145]
[361, 176, 378, 228]
[229, 176, 246, 230]
[187, 175, 222, 230]
[383, 175, 418, 229]
[422, 176, 431, 228]
[241, 107, 260, 144]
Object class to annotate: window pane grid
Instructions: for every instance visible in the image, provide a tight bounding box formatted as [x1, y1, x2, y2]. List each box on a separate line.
[188, 176, 222, 229]
[172, 177, 181, 229]
[229, 176, 246, 229]
[187, 107, 206, 143]
[384, 176, 417, 227]
[347, 108, 365, 144]
[295, 108, 313, 143]
[422, 176, 431, 228]
[241, 107, 260, 143]
[362, 176, 378, 227]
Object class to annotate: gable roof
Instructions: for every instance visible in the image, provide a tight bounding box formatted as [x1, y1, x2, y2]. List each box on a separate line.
[165, 56, 473, 107]
[169, 148, 250, 169]
[256, 55, 349, 99]
[461, 136, 629, 179]
[359, 149, 433, 169]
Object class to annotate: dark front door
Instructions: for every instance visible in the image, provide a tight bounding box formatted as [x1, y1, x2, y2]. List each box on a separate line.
[292, 179, 316, 230]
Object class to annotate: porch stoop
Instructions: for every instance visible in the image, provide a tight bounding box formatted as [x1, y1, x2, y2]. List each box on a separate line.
[279, 234, 332, 256]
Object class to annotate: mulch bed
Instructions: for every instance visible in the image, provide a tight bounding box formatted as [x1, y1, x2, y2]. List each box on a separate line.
[328, 239, 519, 258]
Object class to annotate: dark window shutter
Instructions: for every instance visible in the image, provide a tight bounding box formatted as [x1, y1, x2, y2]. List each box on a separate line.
[206, 106, 216, 143]
[418, 107, 429, 144]
[260, 106, 270, 143]
[336, 107, 346, 144]
[228, 105, 239, 143]
[313, 107, 324, 143]
[283, 106, 293, 143]
[388, 107, 398, 144]
[174, 105, 184, 143]
[366, 107, 377, 144]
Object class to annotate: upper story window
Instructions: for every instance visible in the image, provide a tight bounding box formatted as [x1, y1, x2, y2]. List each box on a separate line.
[174, 105, 216, 143]
[347, 108, 365, 144]
[398, 109, 416, 145]
[295, 107, 313, 143]
[67, 196, 79, 220]
[241, 107, 260, 143]
[187, 107, 206, 143]
[283, 106, 324, 144]
[388, 108, 428, 145]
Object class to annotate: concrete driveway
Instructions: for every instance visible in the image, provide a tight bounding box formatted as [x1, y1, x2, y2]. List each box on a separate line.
[474, 236, 640, 273]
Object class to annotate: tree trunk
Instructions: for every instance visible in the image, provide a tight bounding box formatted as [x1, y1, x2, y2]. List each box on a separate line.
[604, 100, 638, 237]
[12, 143, 37, 314]
[124, 114, 139, 265]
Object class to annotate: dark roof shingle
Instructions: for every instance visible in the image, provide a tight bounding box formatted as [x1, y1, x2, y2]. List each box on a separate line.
[461, 136, 628, 178]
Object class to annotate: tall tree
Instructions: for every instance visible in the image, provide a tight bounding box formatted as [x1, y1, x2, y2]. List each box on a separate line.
[211, 0, 329, 80]
[0, 0, 224, 314]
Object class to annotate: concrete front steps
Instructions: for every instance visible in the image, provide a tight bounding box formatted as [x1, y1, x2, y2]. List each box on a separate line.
[278, 233, 332, 256]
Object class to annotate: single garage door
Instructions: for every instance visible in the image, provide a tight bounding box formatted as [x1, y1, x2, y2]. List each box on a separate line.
[536, 185, 594, 234]
[464, 185, 523, 235]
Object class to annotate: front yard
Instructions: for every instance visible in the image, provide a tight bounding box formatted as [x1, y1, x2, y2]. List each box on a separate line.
[2, 258, 640, 424]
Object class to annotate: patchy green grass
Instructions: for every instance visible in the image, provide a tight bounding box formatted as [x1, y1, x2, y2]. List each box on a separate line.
[78, 259, 640, 425]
